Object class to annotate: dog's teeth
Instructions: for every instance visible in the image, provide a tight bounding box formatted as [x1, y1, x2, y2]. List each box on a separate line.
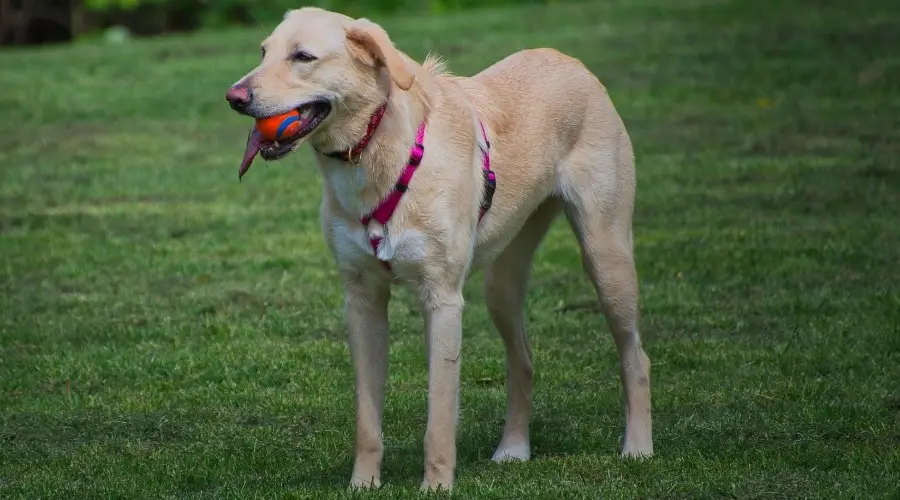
[300, 108, 313, 120]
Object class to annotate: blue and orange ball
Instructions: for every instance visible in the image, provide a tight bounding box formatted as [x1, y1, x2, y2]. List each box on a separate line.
[255, 111, 301, 142]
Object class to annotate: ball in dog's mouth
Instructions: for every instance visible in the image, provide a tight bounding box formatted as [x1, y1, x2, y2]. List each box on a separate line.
[238, 100, 331, 179]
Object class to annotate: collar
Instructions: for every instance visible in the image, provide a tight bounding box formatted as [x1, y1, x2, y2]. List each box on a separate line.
[316, 103, 387, 164]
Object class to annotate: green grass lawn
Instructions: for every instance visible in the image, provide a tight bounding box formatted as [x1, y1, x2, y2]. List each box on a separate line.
[2, 0, 899, 498]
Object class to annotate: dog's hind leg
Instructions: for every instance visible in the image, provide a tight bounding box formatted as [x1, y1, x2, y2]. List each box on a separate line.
[485, 198, 563, 463]
[560, 132, 654, 458]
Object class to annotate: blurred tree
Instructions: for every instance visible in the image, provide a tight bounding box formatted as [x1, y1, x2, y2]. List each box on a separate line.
[1, 0, 72, 45]
[1, 0, 562, 47]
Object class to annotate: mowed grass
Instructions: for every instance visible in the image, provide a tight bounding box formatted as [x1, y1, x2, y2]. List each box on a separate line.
[2, 0, 899, 498]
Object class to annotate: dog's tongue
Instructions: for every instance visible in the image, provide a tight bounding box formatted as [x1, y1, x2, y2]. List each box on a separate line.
[239, 127, 268, 179]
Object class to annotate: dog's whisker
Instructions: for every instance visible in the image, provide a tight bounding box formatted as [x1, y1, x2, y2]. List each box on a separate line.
[250, 12, 270, 37]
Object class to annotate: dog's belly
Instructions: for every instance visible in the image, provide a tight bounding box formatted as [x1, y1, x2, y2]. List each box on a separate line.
[470, 191, 559, 270]
[470, 234, 512, 270]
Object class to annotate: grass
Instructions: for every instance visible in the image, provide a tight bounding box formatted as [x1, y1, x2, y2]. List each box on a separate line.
[1, 0, 899, 498]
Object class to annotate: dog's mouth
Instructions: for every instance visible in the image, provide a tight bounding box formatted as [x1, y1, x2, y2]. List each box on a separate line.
[239, 100, 332, 178]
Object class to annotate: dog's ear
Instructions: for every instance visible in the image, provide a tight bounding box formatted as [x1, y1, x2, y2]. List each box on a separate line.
[345, 19, 415, 91]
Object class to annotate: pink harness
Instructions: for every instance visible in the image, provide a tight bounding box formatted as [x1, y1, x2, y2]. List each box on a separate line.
[359, 120, 495, 270]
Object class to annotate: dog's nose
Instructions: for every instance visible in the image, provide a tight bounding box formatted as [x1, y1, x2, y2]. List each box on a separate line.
[226, 85, 252, 111]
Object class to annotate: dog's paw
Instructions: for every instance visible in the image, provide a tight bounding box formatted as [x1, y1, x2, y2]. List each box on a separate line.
[621, 441, 654, 459]
[621, 433, 654, 459]
[621, 447, 654, 459]
[419, 479, 452, 494]
[491, 441, 530, 463]
[348, 474, 381, 490]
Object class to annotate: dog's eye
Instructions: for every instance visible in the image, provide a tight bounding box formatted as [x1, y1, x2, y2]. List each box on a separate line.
[260, 47, 266, 60]
[291, 50, 317, 62]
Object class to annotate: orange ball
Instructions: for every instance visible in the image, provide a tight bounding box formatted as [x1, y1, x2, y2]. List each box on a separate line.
[255, 110, 301, 142]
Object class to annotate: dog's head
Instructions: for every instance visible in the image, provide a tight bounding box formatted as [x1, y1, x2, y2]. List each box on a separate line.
[226, 7, 416, 177]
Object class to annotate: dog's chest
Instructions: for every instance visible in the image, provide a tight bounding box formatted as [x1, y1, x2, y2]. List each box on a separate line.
[327, 215, 430, 271]
[322, 167, 430, 270]
[321, 166, 372, 218]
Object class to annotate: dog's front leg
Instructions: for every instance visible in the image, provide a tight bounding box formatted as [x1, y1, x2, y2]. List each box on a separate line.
[419, 288, 464, 492]
[344, 277, 391, 490]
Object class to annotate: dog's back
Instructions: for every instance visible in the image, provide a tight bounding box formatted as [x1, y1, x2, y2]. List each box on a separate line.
[456, 48, 635, 257]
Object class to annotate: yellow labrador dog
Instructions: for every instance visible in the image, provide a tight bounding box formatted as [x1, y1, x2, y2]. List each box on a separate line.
[226, 6, 653, 492]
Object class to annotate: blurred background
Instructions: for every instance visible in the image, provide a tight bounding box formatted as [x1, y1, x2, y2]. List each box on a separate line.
[3, 0, 560, 46]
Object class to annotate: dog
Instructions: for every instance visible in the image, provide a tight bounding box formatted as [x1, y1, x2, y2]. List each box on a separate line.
[225, 7, 653, 491]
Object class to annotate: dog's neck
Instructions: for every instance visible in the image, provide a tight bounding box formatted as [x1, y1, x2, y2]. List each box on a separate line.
[311, 71, 429, 219]
[314, 103, 387, 163]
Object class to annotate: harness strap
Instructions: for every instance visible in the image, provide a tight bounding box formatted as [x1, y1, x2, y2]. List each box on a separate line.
[361, 121, 426, 268]
[478, 121, 496, 220]
[360, 120, 495, 270]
